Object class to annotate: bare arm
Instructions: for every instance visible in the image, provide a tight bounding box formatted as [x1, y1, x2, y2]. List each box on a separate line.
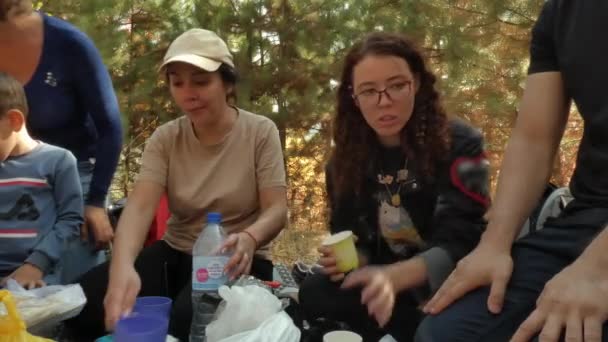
[386, 257, 428, 292]
[104, 181, 164, 328]
[110, 181, 164, 267]
[423, 72, 571, 315]
[222, 186, 286, 279]
[482, 72, 571, 249]
[244, 186, 287, 247]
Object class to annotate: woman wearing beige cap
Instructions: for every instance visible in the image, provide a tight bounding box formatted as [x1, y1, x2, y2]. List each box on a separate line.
[66, 28, 288, 341]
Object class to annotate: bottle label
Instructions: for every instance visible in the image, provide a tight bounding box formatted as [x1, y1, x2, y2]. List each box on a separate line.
[192, 255, 230, 291]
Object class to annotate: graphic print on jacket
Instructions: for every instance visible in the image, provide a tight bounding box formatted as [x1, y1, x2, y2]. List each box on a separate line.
[376, 168, 424, 257]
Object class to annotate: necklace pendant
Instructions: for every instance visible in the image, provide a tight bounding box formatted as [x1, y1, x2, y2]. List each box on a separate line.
[391, 194, 401, 207]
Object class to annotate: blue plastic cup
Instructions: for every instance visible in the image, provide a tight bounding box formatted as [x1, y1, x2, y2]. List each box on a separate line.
[113, 313, 168, 342]
[133, 296, 172, 318]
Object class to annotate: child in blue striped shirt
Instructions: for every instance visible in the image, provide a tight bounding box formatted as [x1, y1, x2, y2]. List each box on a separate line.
[0, 72, 83, 288]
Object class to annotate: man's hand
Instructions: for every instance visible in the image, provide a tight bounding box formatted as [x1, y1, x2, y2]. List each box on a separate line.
[1, 263, 45, 289]
[342, 266, 396, 327]
[424, 244, 513, 315]
[511, 259, 608, 342]
[82, 205, 114, 249]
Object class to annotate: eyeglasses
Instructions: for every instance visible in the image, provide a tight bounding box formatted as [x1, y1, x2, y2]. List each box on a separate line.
[352, 81, 413, 106]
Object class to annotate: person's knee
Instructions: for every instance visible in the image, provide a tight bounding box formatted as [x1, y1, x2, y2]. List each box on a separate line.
[415, 313, 470, 342]
[414, 301, 500, 342]
[65, 262, 110, 339]
[169, 285, 193, 341]
[414, 316, 436, 342]
[298, 273, 338, 319]
[59, 240, 107, 283]
[169, 303, 191, 341]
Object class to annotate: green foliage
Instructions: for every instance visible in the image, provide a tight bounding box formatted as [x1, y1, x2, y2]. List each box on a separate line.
[39, 0, 582, 263]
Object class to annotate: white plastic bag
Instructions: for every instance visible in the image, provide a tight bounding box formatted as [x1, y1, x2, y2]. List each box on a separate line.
[205, 285, 300, 342]
[1, 279, 87, 333]
[217, 311, 300, 342]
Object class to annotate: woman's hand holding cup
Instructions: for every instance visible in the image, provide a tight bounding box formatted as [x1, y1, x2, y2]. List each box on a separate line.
[318, 246, 346, 282]
[318, 230, 360, 282]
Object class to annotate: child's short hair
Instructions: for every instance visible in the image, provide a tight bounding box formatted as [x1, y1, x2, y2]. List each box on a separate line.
[0, 72, 28, 119]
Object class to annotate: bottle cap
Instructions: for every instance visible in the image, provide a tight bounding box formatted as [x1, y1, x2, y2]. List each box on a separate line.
[207, 212, 222, 224]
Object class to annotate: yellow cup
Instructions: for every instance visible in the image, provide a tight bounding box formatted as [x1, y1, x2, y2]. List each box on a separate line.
[322, 230, 359, 273]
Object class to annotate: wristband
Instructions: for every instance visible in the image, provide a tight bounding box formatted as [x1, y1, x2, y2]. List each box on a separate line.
[241, 230, 259, 250]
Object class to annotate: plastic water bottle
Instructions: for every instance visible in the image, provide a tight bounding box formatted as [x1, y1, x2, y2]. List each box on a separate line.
[190, 212, 231, 342]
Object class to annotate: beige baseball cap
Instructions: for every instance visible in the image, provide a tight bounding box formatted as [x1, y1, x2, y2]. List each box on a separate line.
[160, 28, 234, 72]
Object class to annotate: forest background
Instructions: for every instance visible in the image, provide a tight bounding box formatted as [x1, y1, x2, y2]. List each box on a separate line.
[38, 0, 582, 265]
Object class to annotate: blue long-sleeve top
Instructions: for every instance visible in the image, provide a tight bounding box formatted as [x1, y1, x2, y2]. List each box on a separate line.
[0, 143, 83, 276]
[24, 12, 123, 207]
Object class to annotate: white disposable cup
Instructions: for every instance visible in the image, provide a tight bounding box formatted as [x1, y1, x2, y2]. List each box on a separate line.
[323, 330, 363, 342]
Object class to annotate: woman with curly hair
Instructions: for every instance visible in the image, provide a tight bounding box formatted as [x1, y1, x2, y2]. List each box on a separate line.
[298, 32, 490, 341]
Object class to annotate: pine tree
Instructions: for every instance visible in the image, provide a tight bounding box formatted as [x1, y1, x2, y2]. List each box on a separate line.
[38, 0, 582, 264]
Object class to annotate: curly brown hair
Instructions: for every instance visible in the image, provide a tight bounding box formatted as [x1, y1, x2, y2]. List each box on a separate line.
[0, 0, 32, 21]
[331, 32, 450, 196]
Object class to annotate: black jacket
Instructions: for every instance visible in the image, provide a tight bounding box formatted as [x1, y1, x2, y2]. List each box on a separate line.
[326, 119, 489, 269]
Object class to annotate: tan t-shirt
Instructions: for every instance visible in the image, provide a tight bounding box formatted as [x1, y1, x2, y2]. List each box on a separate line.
[137, 108, 286, 257]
